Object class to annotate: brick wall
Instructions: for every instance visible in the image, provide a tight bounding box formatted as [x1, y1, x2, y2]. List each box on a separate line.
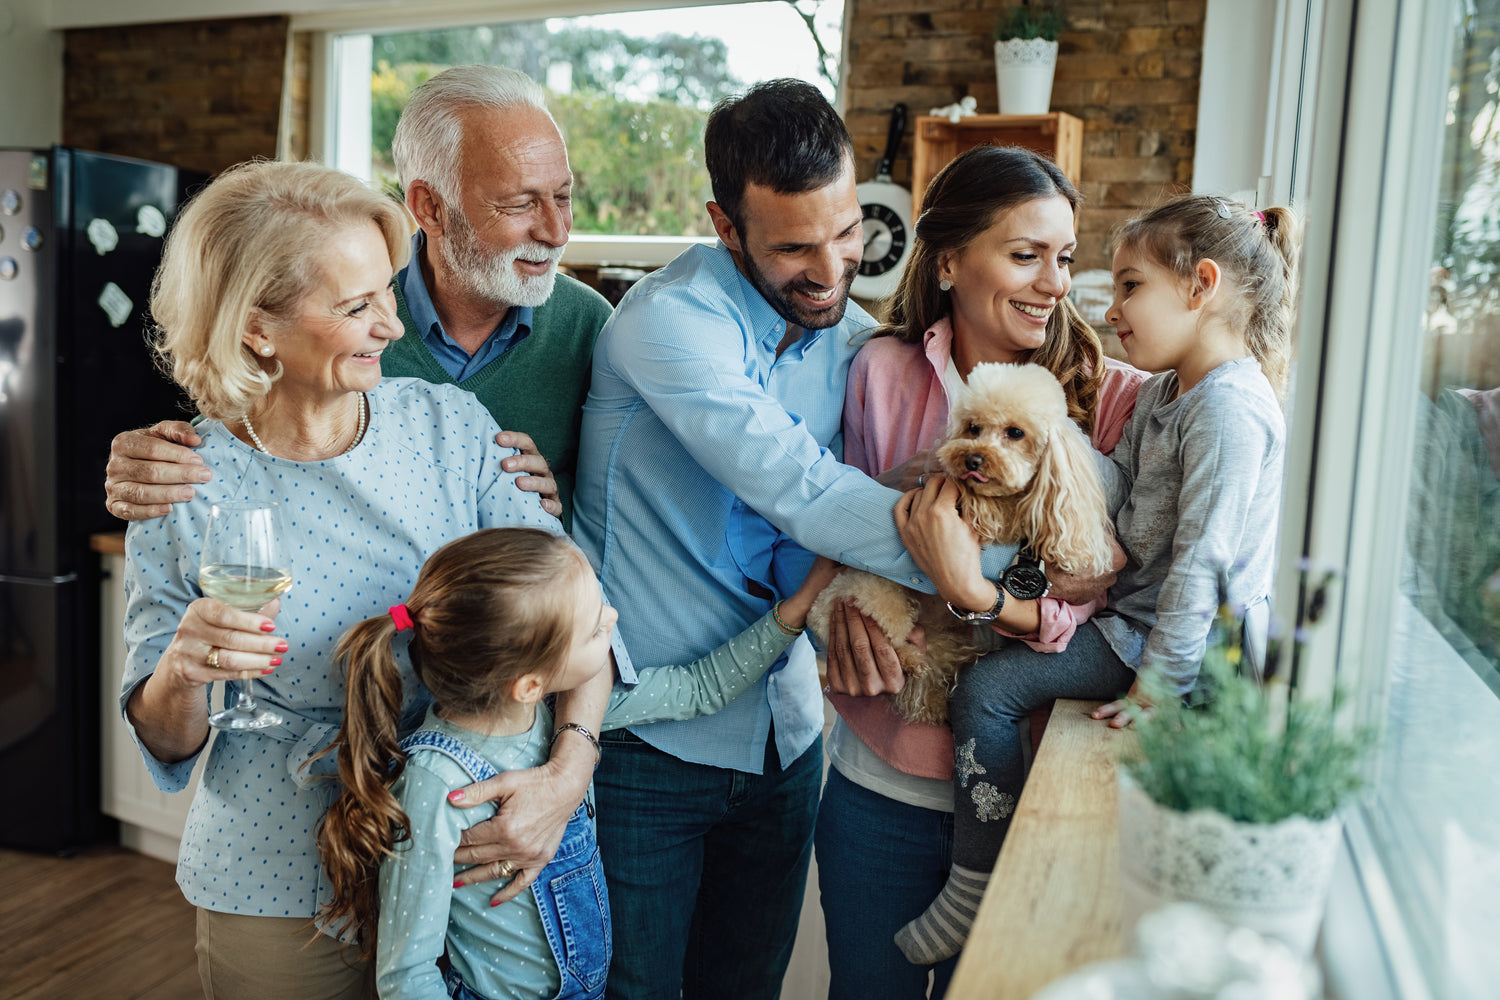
[63, 16, 292, 176]
[843, 0, 1205, 272]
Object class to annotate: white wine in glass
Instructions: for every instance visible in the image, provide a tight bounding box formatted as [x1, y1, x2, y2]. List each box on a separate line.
[201, 500, 292, 731]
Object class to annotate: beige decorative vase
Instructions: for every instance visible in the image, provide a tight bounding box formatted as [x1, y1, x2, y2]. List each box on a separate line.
[1116, 772, 1343, 957]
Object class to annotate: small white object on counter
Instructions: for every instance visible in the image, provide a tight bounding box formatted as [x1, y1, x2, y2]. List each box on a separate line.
[928, 96, 978, 123]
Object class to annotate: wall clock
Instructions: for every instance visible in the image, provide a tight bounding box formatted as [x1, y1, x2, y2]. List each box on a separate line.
[851, 103, 913, 301]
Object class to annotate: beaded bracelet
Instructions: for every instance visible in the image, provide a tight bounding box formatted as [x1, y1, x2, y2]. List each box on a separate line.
[772, 600, 804, 636]
[550, 722, 602, 768]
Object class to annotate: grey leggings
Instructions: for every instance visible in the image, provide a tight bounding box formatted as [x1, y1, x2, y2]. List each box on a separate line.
[946, 621, 1136, 870]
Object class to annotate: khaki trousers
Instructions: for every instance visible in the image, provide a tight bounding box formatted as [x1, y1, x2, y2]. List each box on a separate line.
[195, 909, 376, 1000]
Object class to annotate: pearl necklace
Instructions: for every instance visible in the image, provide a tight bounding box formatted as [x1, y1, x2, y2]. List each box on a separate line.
[243, 392, 366, 458]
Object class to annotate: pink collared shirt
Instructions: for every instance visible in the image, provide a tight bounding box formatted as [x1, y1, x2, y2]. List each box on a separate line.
[829, 316, 1146, 780]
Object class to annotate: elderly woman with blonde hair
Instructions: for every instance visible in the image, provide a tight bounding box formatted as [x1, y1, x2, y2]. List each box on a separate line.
[120, 160, 563, 1000]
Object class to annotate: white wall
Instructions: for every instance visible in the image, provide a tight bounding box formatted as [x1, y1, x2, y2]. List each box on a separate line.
[0, 1, 64, 146]
[1193, 0, 1279, 201]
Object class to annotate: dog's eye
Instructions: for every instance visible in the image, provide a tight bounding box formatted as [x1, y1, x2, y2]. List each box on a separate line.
[1005, 426, 1026, 440]
[967, 423, 982, 436]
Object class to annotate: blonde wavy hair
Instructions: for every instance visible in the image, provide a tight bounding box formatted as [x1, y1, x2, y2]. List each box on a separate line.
[149, 160, 410, 423]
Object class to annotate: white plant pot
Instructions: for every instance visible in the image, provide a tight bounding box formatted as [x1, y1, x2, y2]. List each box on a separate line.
[993, 38, 1058, 115]
[1117, 772, 1343, 956]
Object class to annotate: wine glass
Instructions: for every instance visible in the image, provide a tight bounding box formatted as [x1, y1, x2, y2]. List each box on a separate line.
[200, 500, 293, 731]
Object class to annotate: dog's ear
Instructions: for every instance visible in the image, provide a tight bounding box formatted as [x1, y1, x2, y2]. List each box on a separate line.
[1017, 420, 1116, 576]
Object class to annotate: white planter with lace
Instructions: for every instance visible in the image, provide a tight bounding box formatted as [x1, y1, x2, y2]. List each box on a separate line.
[993, 38, 1058, 115]
[1117, 772, 1343, 956]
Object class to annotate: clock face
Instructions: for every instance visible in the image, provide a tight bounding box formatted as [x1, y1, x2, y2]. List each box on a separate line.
[860, 202, 907, 277]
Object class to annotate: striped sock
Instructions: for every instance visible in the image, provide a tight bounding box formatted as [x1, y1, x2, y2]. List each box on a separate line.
[894, 864, 990, 965]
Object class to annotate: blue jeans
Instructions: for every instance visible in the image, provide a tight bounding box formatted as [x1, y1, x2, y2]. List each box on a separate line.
[593, 728, 822, 1000]
[947, 622, 1134, 870]
[815, 768, 959, 1000]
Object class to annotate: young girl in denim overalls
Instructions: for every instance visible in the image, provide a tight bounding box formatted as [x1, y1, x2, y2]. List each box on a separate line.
[317, 527, 833, 1000]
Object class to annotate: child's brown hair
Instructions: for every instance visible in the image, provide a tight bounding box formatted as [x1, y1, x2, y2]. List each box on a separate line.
[1113, 195, 1301, 395]
[316, 527, 587, 955]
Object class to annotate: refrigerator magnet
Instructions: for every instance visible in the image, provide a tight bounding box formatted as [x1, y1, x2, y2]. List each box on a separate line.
[98, 281, 133, 327]
[87, 217, 119, 256]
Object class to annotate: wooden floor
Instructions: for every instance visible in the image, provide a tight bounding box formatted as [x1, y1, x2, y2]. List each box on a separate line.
[0, 845, 201, 999]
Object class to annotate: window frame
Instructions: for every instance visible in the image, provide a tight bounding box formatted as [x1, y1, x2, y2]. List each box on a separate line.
[1277, 0, 1488, 995]
[295, 0, 845, 267]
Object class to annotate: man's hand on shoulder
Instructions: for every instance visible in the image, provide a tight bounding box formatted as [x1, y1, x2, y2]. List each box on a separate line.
[105, 421, 210, 522]
[496, 430, 561, 518]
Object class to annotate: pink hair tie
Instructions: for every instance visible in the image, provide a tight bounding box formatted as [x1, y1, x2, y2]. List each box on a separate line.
[1254, 210, 1267, 224]
[389, 604, 414, 631]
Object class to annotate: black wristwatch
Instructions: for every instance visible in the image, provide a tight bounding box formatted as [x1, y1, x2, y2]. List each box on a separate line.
[947, 585, 1005, 623]
[999, 550, 1049, 601]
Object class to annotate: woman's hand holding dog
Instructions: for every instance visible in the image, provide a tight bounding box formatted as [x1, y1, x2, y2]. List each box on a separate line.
[896, 477, 1043, 635]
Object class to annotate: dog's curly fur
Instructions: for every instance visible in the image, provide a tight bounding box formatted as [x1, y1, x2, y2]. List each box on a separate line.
[810, 362, 1116, 725]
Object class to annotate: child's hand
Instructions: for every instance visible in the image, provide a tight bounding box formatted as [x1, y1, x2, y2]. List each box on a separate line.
[1092, 677, 1152, 729]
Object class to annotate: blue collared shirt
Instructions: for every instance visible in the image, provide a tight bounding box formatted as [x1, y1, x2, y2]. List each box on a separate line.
[573, 243, 1015, 773]
[400, 233, 533, 381]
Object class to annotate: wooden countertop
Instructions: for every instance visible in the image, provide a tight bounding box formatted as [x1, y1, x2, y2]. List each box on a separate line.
[90, 532, 126, 556]
[948, 699, 1134, 998]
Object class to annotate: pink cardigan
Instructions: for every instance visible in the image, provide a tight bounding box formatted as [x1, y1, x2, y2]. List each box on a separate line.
[830, 316, 1146, 780]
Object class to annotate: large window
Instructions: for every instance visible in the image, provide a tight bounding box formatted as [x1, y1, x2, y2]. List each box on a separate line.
[324, 1, 842, 250]
[1283, 0, 1500, 995]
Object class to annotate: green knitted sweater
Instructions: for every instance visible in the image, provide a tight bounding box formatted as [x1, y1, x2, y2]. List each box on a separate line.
[386, 271, 612, 529]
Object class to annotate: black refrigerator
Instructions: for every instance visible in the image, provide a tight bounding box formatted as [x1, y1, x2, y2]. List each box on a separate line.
[0, 147, 204, 852]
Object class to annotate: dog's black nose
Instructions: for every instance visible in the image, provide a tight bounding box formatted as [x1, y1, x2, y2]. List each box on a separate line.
[965, 453, 984, 472]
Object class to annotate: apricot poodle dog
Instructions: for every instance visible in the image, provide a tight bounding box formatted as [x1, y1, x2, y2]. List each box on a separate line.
[810, 362, 1115, 725]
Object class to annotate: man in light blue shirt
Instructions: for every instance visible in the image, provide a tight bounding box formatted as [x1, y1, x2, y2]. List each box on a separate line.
[572, 79, 1023, 1000]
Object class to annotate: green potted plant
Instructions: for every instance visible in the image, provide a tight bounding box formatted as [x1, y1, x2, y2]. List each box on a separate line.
[993, 1, 1064, 115]
[1117, 589, 1373, 956]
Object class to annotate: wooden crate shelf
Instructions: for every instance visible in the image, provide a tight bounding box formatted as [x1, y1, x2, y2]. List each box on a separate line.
[911, 112, 1083, 217]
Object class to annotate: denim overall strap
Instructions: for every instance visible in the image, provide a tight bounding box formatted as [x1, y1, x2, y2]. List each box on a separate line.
[399, 729, 610, 1000]
[399, 729, 500, 782]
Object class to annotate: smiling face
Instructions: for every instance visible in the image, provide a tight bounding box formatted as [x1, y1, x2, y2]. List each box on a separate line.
[940, 195, 1077, 370]
[549, 555, 620, 696]
[1105, 244, 1201, 375]
[437, 105, 573, 309]
[712, 159, 864, 331]
[257, 220, 402, 399]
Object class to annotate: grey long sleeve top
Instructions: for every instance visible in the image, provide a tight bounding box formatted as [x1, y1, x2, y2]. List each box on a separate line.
[1092, 358, 1286, 693]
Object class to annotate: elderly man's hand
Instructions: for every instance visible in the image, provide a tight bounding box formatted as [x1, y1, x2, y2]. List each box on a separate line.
[496, 430, 561, 519]
[105, 421, 210, 521]
[448, 736, 594, 906]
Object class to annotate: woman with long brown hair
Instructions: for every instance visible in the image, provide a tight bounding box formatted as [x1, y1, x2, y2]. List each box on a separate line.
[817, 144, 1146, 997]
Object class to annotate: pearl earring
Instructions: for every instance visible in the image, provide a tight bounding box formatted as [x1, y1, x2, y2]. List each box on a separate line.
[939, 278, 952, 292]
[259, 346, 273, 357]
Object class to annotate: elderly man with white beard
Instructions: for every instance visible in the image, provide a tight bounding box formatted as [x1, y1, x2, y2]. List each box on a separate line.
[105, 65, 611, 529]
[101, 66, 622, 904]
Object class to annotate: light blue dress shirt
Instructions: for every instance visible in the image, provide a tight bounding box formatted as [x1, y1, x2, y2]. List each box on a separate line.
[573, 243, 1016, 773]
[400, 233, 533, 381]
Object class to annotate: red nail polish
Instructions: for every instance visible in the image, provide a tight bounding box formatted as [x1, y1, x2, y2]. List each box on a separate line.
[261, 668, 275, 675]
[269, 657, 282, 667]
[260, 622, 276, 632]
[490, 899, 501, 908]
[274, 642, 289, 653]
[452, 880, 464, 889]
[447, 790, 464, 803]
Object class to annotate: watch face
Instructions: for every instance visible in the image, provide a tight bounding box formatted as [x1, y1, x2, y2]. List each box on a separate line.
[1002, 562, 1049, 601]
[860, 202, 907, 277]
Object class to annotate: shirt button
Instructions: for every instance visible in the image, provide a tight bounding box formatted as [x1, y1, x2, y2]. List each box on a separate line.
[909, 576, 921, 585]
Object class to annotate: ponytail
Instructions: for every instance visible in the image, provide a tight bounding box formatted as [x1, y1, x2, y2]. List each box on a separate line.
[316, 612, 410, 958]
[1114, 195, 1302, 398]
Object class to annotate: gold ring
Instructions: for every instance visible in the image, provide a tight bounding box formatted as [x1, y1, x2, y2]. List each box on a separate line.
[206, 647, 220, 669]
[496, 860, 516, 879]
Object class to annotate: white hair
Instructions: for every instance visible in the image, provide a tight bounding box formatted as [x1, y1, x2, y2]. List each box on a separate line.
[392, 65, 555, 205]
